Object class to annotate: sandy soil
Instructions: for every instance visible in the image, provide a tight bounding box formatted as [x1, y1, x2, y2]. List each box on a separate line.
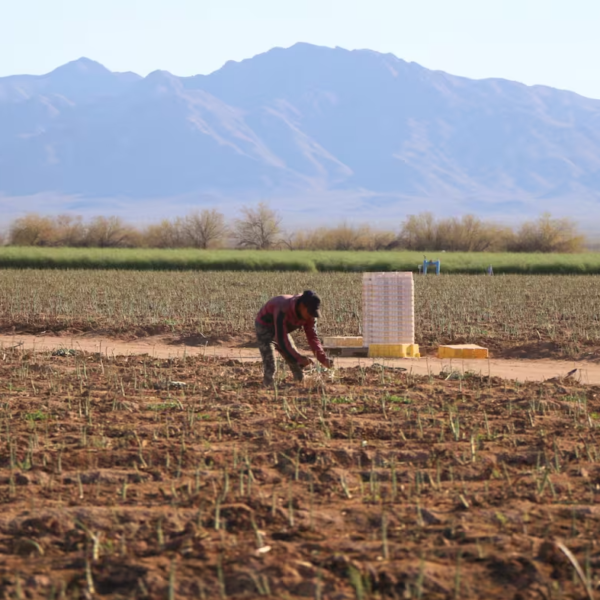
[0, 333, 598, 384]
[0, 345, 599, 599]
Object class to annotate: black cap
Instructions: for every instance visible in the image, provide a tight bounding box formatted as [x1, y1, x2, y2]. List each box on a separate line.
[300, 290, 321, 319]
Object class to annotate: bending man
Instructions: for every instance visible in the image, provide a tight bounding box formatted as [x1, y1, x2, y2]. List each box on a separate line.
[255, 290, 333, 386]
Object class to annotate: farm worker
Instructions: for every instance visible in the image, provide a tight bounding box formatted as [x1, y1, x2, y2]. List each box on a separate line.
[255, 290, 334, 386]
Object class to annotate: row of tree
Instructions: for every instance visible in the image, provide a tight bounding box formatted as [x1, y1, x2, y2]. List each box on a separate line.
[1, 203, 586, 253]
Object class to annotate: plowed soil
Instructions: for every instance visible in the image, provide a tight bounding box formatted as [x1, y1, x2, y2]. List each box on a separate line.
[1, 345, 600, 599]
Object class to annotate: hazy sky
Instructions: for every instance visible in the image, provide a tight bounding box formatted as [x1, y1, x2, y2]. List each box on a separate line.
[1, 0, 599, 98]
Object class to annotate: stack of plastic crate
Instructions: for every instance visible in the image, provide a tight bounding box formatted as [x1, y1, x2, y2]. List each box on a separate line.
[362, 272, 419, 358]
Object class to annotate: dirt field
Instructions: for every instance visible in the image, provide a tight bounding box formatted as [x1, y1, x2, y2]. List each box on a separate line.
[1, 344, 599, 599]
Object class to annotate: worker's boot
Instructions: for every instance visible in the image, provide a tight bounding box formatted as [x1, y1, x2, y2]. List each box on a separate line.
[289, 362, 304, 383]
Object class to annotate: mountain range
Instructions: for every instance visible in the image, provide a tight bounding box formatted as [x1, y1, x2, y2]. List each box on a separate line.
[2, 43, 600, 226]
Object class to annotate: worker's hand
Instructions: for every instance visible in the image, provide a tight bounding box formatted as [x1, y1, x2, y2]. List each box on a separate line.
[322, 357, 335, 369]
[299, 356, 313, 368]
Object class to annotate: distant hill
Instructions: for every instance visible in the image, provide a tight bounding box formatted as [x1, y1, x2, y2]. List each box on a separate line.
[1, 43, 600, 225]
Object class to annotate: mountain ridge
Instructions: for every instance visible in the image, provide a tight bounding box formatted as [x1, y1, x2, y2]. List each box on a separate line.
[1, 44, 600, 224]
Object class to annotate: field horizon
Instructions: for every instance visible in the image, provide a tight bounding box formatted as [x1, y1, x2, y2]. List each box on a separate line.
[0, 247, 599, 274]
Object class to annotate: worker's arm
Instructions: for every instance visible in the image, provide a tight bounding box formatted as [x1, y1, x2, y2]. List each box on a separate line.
[275, 310, 305, 364]
[304, 321, 331, 367]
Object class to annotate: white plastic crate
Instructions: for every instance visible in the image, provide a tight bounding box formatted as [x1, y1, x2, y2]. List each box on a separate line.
[362, 272, 415, 345]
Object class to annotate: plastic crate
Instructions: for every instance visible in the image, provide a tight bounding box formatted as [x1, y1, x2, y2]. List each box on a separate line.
[437, 345, 489, 359]
[368, 344, 420, 358]
[362, 272, 415, 346]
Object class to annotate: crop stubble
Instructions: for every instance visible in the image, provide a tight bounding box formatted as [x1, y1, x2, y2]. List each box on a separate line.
[1, 271, 600, 358]
[0, 347, 599, 598]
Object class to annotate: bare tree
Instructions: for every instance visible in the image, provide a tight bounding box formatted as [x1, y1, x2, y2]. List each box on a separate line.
[398, 213, 437, 250]
[278, 230, 298, 250]
[85, 216, 138, 248]
[143, 218, 187, 248]
[54, 214, 86, 246]
[183, 209, 228, 249]
[397, 212, 510, 252]
[233, 202, 282, 249]
[371, 230, 397, 250]
[508, 213, 585, 253]
[8, 213, 56, 246]
[320, 222, 366, 250]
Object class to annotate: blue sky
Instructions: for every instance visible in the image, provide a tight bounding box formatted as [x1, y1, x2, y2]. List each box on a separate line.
[1, 0, 599, 98]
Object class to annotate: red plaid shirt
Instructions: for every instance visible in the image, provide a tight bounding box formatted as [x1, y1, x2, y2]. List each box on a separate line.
[256, 294, 328, 366]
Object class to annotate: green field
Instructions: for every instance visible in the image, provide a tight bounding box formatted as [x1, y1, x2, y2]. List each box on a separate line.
[0, 247, 597, 273]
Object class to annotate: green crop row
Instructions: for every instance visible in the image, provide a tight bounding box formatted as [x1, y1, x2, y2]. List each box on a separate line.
[1, 271, 600, 359]
[0, 247, 598, 273]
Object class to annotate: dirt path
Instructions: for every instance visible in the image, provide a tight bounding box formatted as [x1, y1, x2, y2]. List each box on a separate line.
[1, 333, 598, 384]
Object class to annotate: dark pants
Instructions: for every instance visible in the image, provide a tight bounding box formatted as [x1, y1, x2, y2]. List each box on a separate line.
[255, 322, 304, 384]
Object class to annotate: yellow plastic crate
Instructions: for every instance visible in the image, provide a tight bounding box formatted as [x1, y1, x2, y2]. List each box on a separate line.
[437, 344, 489, 359]
[368, 344, 420, 358]
[323, 336, 364, 347]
